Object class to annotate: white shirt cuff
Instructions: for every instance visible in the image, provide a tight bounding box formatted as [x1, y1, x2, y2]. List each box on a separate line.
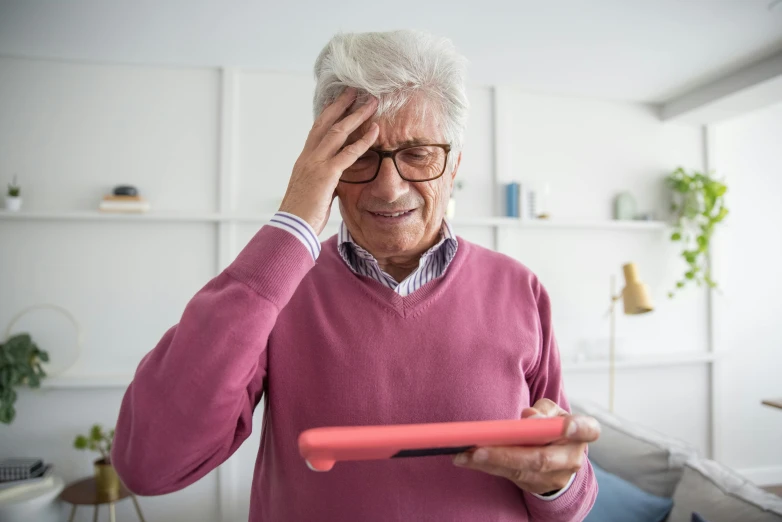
[267, 212, 321, 261]
[530, 472, 577, 501]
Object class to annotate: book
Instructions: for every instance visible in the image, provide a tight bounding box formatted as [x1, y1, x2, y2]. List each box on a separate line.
[0, 458, 43, 482]
[98, 200, 151, 213]
[0, 465, 55, 501]
[102, 195, 143, 202]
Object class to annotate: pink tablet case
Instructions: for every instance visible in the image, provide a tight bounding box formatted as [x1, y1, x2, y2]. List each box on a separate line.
[298, 417, 566, 471]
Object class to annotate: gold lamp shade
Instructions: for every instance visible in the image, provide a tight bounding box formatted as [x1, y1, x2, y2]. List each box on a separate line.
[609, 262, 654, 412]
[621, 263, 653, 315]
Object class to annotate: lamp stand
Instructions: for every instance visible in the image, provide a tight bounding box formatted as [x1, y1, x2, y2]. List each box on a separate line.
[609, 275, 619, 413]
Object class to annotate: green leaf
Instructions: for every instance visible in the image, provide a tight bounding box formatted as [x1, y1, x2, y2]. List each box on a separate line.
[74, 435, 89, 449]
[676, 281, 685, 288]
[671, 232, 682, 241]
[90, 424, 103, 441]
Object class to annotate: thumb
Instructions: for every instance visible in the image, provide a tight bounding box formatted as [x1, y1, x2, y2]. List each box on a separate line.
[521, 408, 544, 419]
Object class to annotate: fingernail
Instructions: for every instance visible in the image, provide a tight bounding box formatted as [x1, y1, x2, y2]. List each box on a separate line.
[473, 449, 488, 463]
[567, 419, 578, 437]
[453, 454, 468, 466]
[529, 413, 545, 419]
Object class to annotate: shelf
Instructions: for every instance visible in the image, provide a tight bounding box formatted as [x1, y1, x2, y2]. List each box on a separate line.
[0, 210, 223, 222]
[0, 211, 667, 230]
[452, 217, 666, 230]
[562, 351, 718, 372]
[38, 374, 133, 389]
[32, 353, 716, 389]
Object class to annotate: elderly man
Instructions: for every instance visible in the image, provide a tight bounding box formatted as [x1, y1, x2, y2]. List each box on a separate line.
[112, 30, 599, 521]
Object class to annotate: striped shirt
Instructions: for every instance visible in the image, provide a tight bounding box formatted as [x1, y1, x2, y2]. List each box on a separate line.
[268, 212, 458, 297]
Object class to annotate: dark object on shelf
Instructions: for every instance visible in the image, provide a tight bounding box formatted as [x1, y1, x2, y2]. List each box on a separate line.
[60, 476, 147, 522]
[112, 185, 138, 197]
[0, 458, 44, 481]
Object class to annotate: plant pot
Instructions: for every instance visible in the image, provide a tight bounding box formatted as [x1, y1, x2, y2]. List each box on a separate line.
[94, 458, 120, 496]
[4, 196, 22, 212]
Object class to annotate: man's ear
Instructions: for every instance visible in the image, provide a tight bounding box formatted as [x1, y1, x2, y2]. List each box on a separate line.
[451, 152, 462, 181]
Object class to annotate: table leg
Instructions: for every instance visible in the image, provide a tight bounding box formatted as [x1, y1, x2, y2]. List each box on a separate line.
[93, 504, 99, 522]
[67, 505, 77, 522]
[109, 502, 117, 522]
[131, 494, 148, 522]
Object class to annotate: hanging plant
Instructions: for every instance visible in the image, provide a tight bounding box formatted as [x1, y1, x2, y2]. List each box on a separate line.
[0, 333, 49, 424]
[666, 167, 728, 298]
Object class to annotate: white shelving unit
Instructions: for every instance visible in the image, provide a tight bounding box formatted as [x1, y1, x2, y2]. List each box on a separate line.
[40, 374, 133, 389]
[0, 210, 667, 230]
[562, 351, 717, 372]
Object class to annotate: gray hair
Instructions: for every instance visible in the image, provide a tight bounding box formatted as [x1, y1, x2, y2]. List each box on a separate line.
[313, 30, 470, 162]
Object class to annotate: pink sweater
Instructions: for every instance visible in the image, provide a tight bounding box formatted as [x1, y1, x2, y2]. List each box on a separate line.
[113, 226, 597, 521]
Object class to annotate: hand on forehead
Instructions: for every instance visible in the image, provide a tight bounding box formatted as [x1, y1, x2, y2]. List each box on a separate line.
[345, 94, 444, 149]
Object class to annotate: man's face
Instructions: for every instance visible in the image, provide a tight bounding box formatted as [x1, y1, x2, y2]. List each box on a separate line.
[337, 96, 461, 259]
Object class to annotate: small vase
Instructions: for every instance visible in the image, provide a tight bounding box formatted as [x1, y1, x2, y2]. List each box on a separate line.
[94, 458, 120, 496]
[614, 192, 636, 220]
[446, 198, 456, 219]
[4, 196, 22, 212]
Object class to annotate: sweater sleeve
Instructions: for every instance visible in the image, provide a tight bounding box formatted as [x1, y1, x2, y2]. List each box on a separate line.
[522, 280, 598, 521]
[112, 226, 316, 495]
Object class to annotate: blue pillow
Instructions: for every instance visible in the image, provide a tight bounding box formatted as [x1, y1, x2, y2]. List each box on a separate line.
[584, 463, 674, 522]
[692, 513, 710, 522]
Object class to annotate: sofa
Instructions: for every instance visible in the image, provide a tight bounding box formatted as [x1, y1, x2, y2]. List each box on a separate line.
[572, 400, 782, 522]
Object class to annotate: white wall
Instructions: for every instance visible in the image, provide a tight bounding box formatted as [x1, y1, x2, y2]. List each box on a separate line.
[711, 103, 782, 485]
[0, 55, 742, 522]
[495, 88, 711, 452]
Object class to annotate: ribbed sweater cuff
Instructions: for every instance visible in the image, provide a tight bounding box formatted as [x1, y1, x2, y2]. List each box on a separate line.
[523, 460, 596, 520]
[225, 225, 316, 309]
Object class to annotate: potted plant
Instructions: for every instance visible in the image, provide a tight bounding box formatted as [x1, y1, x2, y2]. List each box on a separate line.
[74, 424, 119, 495]
[666, 167, 729, 297]
[446, 179, 464, 219]
[5, 175, 22, 211]
[0, 333, 49, 424]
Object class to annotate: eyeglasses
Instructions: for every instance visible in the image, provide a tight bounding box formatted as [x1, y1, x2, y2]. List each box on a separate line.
[339, 144, 451, 184]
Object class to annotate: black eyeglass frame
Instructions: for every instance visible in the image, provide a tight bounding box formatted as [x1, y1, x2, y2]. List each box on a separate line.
[338, 143, 452, 184]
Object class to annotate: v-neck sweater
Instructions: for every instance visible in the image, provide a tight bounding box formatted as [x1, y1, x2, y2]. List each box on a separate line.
[112, 225, 597, 521]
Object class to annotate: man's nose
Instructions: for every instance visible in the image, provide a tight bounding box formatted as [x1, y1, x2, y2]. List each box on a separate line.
[369, 157, 409, 202]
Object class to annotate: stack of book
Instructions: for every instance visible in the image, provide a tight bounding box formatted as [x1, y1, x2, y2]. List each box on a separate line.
[99, 194, 151, 213]
[0, 458, 55, 501]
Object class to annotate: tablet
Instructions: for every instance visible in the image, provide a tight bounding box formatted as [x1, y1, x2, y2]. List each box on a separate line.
[298, 417, 566, 471]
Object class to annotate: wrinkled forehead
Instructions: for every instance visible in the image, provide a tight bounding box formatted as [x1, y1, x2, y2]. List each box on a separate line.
[348, 94, 445, 148]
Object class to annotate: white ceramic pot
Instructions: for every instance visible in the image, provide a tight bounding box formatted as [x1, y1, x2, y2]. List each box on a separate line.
[5, 196, 22, 211]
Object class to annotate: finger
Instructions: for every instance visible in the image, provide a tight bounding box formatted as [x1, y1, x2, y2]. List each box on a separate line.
[315, 96, 379, 160]
[453, 452, 575, 494]
[562, 415, 601, 443]
[303, 87, 358, 152]
[530, 399, 567, 417]
[454, 444, 585, 477]
[521, 408, 543, 419]
[330, 122, 379, 172]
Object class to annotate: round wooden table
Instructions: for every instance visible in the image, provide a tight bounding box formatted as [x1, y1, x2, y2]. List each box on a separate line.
[60, 477, 147, 522]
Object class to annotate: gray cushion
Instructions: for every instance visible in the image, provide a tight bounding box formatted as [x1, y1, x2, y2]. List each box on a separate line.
[572, 400, 699, 497]
[667, 459, 782, 522]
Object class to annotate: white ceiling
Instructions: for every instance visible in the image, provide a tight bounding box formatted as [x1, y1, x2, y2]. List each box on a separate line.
[1, 0, 781, 103]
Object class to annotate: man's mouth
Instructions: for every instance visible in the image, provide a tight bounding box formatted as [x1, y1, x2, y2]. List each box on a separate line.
[369, 209, 415, 218]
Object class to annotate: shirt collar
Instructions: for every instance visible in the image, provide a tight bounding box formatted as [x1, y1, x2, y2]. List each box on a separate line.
[338, 218, 457, 267]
